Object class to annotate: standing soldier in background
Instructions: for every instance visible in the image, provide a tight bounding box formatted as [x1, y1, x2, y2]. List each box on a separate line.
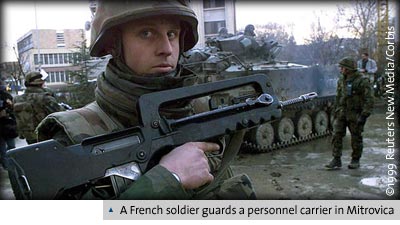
[244, 24, 256, 37]
[13, 71, 65, 144]
[325, 57, 374, 170]
[0, 79, 17, 168]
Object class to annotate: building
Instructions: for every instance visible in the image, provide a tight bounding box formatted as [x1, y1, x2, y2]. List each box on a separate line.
[16, 29, 85, 84]
[190, 0, 236, 48]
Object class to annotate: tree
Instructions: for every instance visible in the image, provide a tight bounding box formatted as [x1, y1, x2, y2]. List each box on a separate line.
[304, 17, 349, 65]
[336, 0, 378, 55]
[252, 23, 298, 62]
[64, 37, 97, 108]
[254, 23, 291, 45]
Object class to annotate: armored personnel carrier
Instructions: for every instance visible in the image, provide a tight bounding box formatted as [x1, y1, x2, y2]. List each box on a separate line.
[181, 32, 338, 153]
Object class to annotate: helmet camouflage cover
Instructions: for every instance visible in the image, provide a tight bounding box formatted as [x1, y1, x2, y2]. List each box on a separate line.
[338, 57, 357, 71]
[90, 0, 199, 57]
[24, 71, 45, 86]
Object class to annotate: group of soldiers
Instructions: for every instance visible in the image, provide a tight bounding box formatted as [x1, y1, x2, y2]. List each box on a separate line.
[1, 0, 378, 200]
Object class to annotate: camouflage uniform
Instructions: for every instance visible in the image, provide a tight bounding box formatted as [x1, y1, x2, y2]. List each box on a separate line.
[328, 57, 374, 169]
[0, 83, 16, 168]
[36, 0, 256, 200]
[13, 72, 64, 144]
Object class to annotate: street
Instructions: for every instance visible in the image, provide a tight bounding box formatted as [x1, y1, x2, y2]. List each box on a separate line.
[232, 102, 398, 199]
[0, 102, 398, 200]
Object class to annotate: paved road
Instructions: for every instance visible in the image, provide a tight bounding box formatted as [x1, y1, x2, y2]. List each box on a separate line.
[231, 104, 398, 199]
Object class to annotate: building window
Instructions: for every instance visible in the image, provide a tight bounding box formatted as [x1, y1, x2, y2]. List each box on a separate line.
[49, 54, 54, 64]
[59, 54, 63, 64]
[54, 54, 59, 64]
[56, 31, 66, 48]
[34, 54, 38, 65]
[68, 53, 74, 64]
[44, 54, 49, 64]
[62, 53, 67, 63]
[48, 71, 69, 83]
[204, 0, 225, 8]
[204, 21, 226, 35]
[35, 54, 44, 65]
[17, 34, 33, 54]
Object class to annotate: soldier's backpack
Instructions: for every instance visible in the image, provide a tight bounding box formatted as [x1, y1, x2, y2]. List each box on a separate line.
[13, 92, 51, 141]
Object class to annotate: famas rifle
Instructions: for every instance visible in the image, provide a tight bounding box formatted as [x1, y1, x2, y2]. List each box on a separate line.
[6, 74, 317, 199]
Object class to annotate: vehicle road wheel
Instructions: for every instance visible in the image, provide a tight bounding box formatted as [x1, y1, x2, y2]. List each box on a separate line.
[248, 123, 275, 149]
[295, 113, 312, 138]
[314, 110, 329, 134]
[275, 117, 294, 142]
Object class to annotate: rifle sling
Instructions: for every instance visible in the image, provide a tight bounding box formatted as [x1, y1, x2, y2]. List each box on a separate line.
[193, 130, 246, 199]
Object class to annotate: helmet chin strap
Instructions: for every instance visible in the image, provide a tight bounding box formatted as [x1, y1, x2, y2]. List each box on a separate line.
[178, 22, 188, 62]
[109, 30, 124, 63]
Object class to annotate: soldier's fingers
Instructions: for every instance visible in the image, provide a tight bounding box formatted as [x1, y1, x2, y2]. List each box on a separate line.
[205, 172, 214, 183]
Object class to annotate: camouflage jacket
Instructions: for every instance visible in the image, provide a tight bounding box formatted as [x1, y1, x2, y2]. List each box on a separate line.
[0, 89, 13, 117]
[334, 72, 374, 118]
[37, 101, 254, 200]
[13, 87, 64, 141]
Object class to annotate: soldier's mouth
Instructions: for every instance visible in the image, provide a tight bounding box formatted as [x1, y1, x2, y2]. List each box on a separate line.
[152, 64, 174, 72]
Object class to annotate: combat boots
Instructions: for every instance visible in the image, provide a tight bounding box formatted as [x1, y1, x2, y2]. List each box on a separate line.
[348, 158, 360, 169]
[325, 157, 342, 169]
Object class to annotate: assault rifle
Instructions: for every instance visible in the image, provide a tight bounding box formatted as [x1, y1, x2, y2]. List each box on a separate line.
[6, 74, 317, 199]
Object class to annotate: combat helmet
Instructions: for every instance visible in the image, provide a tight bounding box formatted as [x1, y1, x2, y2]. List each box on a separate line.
[24, 71, 46, 87]
[90, 0, 199, 57]
[338, 57, 357, 71]
[244, 24, 255, 36]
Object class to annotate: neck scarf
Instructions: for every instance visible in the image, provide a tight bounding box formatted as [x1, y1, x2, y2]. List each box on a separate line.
[95, 58, 196, 127]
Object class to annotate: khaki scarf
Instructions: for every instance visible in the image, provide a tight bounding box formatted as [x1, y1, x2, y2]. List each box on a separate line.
[95, 58, 196, 127]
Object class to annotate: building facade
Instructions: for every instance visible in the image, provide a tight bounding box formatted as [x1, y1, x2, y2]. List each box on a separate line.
[15, 1, 236, 85]
[189, 0, 236, 48]
[17, 29, 85, 84]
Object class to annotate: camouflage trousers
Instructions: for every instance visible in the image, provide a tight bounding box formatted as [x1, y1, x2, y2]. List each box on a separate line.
[331, 115, 364, 159]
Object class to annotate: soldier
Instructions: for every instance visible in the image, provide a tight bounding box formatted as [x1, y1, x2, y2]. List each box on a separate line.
[36, 0, 255, 199]
[0, 80, 17, 168]
[325, 57, 374, 170]
[13, 71, 65, 144]
[244, 24, 256, 37]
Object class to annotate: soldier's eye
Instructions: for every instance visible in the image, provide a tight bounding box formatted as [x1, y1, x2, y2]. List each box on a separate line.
[167, 30, 179, 40]
[140, 30, 152, 39]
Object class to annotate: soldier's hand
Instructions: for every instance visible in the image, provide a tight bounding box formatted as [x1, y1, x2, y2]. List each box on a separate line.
[159, 142, 220, 190]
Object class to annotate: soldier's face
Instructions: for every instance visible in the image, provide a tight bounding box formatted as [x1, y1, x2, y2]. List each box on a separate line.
[339, 66, 350, 75]
[339, 66, 344, 74]
[121, 16, 181, 76]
